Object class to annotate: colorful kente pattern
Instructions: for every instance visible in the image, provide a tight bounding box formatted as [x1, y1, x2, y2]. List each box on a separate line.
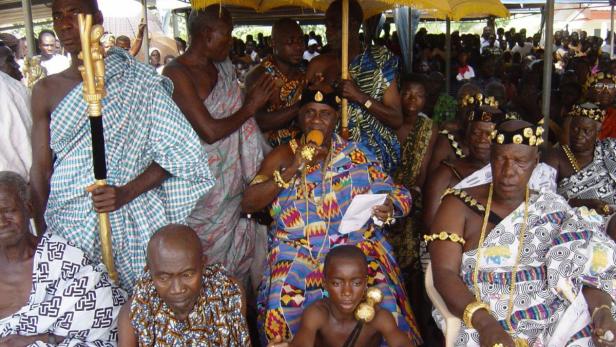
[261, 56, 306, 147]
[257, 136, 421, 346]
[347, 45, 401, 174]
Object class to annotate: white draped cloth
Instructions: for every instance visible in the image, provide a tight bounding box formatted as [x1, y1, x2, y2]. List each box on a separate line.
[0, 70, 31, 179]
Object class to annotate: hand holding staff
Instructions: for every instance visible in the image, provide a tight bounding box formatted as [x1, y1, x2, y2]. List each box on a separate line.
[78, 13, 118, 283]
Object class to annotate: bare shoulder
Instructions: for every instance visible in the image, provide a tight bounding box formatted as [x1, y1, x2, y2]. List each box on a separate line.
[303, 299, 330, 321]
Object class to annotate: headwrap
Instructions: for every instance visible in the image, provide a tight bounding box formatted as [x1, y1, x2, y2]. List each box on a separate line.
[299, 88, 341, 110]
[491, 120, 544, 146]
[568, 103, 606, 123]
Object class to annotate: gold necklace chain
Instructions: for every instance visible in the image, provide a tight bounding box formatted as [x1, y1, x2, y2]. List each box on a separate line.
[304, 141, 335, 265]
[473, 184, 530, 335]
[562, 145, 581, 173]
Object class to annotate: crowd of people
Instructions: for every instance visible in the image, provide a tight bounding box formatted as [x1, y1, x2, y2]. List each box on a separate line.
[2, 0, 616, 346]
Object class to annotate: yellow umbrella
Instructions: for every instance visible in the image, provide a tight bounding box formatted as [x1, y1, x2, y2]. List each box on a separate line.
[190, 0, 452, 137]
[432, 0, 509, 20]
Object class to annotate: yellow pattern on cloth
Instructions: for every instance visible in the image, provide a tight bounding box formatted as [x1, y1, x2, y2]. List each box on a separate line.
[129, 263, 250, 346]
[261, 56, 306, 147]
[388, 115, 434, 271]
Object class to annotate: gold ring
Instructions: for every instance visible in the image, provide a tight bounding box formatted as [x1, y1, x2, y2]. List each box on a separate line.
[492, 344, 504, 347]
[602, 204, 611, 215]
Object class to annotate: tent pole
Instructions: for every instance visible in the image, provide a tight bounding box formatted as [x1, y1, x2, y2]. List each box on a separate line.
[541, 0, 555, 142]
[21, 0, 35, 57]
[445, 18, 451, 95]
[142, 0, 150, 64]
[611, 4, 615, 59]
[341, 0, 349, 139]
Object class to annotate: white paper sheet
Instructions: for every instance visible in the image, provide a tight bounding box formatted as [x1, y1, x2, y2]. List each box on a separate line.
[339, 194, 388, 234]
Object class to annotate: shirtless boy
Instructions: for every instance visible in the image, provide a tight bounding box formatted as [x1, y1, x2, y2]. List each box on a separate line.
[268, 245, 414, 347]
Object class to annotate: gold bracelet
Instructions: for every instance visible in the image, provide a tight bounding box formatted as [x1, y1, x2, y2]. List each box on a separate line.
[592, 304, 612, 321]
[424, 231, 466, 246]
[273, 170, 291, 189]
[250, 174, 269, 186]
[463, 301, 490, 329]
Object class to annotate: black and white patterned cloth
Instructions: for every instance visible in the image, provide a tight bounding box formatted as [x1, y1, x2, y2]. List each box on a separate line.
[559, 139, 616, 205]
[434, 191, 616, 346]
[0, 234, 127, 346]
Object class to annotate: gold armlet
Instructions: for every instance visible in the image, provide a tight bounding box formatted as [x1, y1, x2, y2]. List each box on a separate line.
[273, 170, 291, 189]
[592, 304, 612, 321]
[250, 174, 270, 186]
[289, 139, 299, 154]
[423, 231, 466, 246]
[463, 301, 491, 329]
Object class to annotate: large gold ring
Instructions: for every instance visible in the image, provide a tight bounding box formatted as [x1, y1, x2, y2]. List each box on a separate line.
[602, 204, 611, 215]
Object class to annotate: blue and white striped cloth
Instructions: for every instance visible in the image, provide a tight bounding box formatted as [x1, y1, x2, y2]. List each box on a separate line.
[46, 48, 214, 291]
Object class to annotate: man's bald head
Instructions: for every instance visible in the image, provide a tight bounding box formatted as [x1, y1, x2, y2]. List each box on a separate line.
[52, 0, 99, 13]
[271, 18, 301, 42]
[188, 5, 232, 39]
[146, 224, 203, 267]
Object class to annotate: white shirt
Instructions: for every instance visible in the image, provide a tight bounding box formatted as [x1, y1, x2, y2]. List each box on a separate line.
[303, 50, 320, 62]
[511, 42, 533, 57]
[0, 71, 31, 179]
[40, 54, 71, 75]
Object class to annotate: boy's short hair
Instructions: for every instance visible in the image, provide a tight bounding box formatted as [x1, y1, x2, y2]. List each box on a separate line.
[323, 245, 368, 276]
[401, 73, 428, 90]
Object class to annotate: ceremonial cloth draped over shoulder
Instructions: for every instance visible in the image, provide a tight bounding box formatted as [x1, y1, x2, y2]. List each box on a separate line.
[558, 139, 616, 205]
[348, 45, 401, 174]
[0, 70, 31, 179]
[45, 48, 215, 291]
[186, 58, 268, 282]
[440, 191, 616, 346]
[130, 263, 250, 347]
[0, 234, 127, 347]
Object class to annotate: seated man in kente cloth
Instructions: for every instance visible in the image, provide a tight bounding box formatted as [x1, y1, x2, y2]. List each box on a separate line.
[31, 0, 214, 291]
[267, 245, 413, 347]
[118, 224, 250, 346]
[544, 103, 616, 218]
[429, 119, 616, 346]
[247, 18, 307, 147]
[0, 171, 126, 346]
[242, 88, 421, 345]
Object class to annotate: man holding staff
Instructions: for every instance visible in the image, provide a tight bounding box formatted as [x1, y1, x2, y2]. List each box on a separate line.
[30, 0, 214, 291]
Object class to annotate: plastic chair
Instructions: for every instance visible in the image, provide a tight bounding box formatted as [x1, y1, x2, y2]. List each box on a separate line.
[425, 261, 461, 347]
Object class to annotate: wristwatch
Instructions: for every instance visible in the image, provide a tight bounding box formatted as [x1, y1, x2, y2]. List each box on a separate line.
[363, 98, 373, 110]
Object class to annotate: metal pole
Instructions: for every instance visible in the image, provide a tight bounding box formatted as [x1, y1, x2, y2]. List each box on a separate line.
[611, 5, 615, 59]
[21, 0, 35, 57]
[541, 0, 555, 141]
[142, 0, 150, 64]
[445, 18, 452, 95]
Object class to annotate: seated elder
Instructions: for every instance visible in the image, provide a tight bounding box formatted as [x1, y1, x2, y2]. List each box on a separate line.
[118, 224, 249, 346]
[544, 103, 616, 217]
[268, 245, 413, 347]
[429, 120, 616, 346]
[241, 88, 421, 345]
[0, 171, 126, 346]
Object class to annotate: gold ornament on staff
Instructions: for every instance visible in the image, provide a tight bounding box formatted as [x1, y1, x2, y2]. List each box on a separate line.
[340, 0, 350, 140]
[78, 13, 118, 283]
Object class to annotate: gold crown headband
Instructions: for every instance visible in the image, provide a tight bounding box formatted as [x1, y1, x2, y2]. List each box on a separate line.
[490, 121, 544, 146]
[461, 93, 499, 108]
[568, 104, 606, 123]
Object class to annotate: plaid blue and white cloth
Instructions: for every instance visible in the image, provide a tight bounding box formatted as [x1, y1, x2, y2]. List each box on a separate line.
[45, 48, 214, 291]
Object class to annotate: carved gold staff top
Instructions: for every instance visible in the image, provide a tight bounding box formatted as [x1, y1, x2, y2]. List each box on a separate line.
[78, 13, 118, 283]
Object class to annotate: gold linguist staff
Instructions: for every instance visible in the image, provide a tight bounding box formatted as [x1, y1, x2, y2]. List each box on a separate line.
[78, 13, 117, 282]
